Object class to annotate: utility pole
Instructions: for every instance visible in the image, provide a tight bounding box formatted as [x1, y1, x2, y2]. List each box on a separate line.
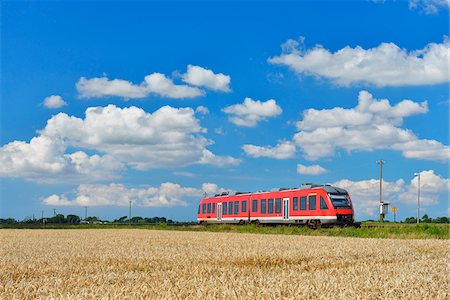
[84, 206, 88, 220]
[42, 210, 44, 225]
[129, 200, 132, 221]
[53, 208, 56, 217]
[414, 172, 421, 224]
[376, 160, 385, 222]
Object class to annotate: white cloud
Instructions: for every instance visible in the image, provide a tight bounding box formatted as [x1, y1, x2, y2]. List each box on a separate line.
[398, 170, 450, 204]
[242, 141, 296, 159]
[269, 38, 450, 87]
[409, 0, 450, 14]
[195, 106, 210, 115]
[172, 171, 196, 177]
[0, 135, 122, 183]
[201, 183, 230, 197]
[198, 149, 241, 167]
[333, 178, 406, 216]
[76, 72, 204, 100]
[223, 97, 282, 127]
[0, 105, 239, 183]
[293, 91, 449, 161]
[144, 73, 205, 99]
[40, 104, 239, 169]
[43, 182, 203, 207]
[334, 170, 450, 217]
[43, 95, 67, 109]
[297, 164, 327, 175]
[182, 65, 231, 92]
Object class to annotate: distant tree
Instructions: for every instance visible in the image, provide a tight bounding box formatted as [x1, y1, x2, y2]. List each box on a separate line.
[66, 214, 81, 224]
[85, 216, 100, 222]
[115, 216, 128, 222]
[24, 217, 39, 224]
[0, 218, 17, 224]
[47, 214, 66, 224]
[130, 216, 143, 223]
[433, 217, 450, 224]
[422, 214, 431, 223]
[404, 217, 417, 223]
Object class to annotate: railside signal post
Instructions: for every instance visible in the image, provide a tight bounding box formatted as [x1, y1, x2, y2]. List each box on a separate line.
[392, 206, 398, 222]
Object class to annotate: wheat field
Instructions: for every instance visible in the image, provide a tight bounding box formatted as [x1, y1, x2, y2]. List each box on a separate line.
[1, 229, 448, 299]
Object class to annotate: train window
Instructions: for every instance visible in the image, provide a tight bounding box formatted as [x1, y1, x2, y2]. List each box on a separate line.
[234, 201, 239, 215]
[308, 195, 316, 210]
[252, 200, 258, 212]
[275, 198, 281, 213]
[320, 196, 328, 210]
[293, 197, 298, 211]
[207, 203, 211, 214]
[300, 196, 307, 210]
[242, 200, 247, 213]
[228, 202, 233, 215]
[202, 203, 206, 214]
[261, 199, 267, 214]
[198, 205, 201, 214]
[223, 202, 228, 215]
[212, 203, 216, 214]
[268, 199, 274, 214]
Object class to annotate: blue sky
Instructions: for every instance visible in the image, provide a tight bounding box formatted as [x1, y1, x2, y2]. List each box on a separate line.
[1, 0, 449, 221]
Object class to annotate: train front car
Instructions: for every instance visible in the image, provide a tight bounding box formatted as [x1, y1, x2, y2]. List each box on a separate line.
[197, 185, 359, 228]
[320, 185, 357, 227]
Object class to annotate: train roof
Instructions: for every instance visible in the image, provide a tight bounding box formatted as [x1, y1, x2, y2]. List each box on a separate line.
[210, 184, 347, 198]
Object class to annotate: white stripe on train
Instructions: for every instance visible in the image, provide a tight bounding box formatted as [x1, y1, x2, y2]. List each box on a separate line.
[198, 215, 338, 223]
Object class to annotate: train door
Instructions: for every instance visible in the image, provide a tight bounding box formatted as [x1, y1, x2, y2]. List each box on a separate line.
[283, 198, 289, 220]
[217, 203, 222, 221]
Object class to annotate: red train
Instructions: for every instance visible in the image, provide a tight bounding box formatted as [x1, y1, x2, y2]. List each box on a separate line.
[197, 184, 358, 228]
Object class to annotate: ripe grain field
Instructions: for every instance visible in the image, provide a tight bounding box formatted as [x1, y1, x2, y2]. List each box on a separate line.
[1, 229, 449, 299]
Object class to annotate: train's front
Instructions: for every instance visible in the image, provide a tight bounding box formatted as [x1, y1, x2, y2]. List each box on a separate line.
[326, 186, 359, 227]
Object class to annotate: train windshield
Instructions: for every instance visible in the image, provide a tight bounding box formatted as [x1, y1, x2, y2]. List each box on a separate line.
[329, 194, 351, 208]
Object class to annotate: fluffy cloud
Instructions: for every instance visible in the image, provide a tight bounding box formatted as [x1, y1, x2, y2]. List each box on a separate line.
[0, 135, 122, 183]
[40, 104, 239, 169]
[43, 182, 203, 207]
[223, 97, 282, 127]
[293, 91, 449, 161]
[43, 95, 67, 109]
[242, 141, 296, 159]
[201, 183, 231, 197]
[195, 106, 210, 115]
[268, 38, 450, 86]
[409, 0, 450, 14]
[182, 65, 231, 92]
[398, 170, 450, 204]
[333, 170, 449, 216]
[297, 164, 327, 175]
[43, 182, 232, 207]
[0, 105, 239, 182]
[77, 73, 204, 99]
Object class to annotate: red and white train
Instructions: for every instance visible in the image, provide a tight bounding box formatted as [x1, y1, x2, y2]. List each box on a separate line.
[197, 184, 358, 228]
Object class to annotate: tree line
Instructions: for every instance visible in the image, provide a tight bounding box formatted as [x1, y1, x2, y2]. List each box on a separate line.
[0, 214, 448, 225]
[0, 214, 176, 224]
